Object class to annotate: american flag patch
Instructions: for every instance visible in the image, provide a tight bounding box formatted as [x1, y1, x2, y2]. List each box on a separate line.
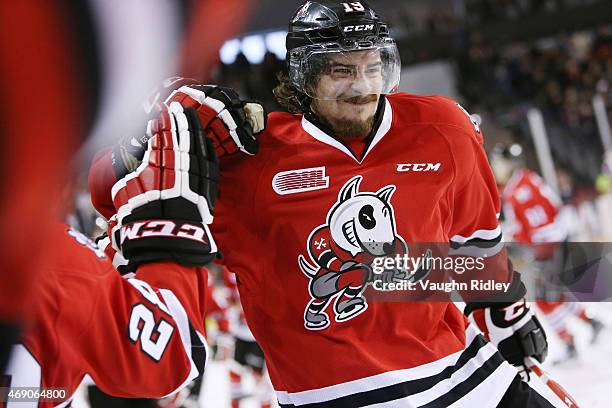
[272, 166, 330, 195]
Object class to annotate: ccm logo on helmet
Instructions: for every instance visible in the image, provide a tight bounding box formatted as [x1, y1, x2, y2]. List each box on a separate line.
[396, 163, 442, 172]
[120, 221, 208, 244]
[343, 24, 375, 32]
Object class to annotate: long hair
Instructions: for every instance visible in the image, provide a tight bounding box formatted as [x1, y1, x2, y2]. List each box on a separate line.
[272, 72, 311, 114]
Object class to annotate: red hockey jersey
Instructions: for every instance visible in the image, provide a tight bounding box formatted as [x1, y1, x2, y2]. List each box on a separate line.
[502, 168, 565, 243]
[90, 93, 518, 407]
[3, 224, 208, 407]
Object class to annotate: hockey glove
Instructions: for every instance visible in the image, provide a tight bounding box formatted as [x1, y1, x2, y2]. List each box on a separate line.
[466, 298, 548, 366]
[111, 79, 265, 180]
[167, 84, 265, 157]
[109, 102, 219, 269]
[96, 216, 132, 275]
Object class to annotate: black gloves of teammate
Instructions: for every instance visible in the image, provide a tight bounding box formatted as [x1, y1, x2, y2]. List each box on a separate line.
[465, 277, 548, 366]
[108, 102, 219, 269]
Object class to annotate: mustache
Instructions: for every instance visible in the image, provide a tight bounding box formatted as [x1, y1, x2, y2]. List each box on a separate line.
[342, 95, 378, 104]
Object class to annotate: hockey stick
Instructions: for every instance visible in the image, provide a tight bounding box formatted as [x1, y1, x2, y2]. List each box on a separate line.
[523, 357, 580, 408]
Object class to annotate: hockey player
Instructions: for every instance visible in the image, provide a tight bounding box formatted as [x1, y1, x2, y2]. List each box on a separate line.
[89, 1, 569, 406]
[491, 143, 605, 360]
[3, 103, 221, 406]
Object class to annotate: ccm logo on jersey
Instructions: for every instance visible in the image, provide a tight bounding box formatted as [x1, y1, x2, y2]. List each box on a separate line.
[396, 163, 441, 172]
[273, 166, 330, 195]
[120, 221, 208, 244]
[343, 24, 375, 32]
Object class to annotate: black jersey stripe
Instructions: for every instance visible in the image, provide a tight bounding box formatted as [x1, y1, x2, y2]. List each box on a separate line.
[189, 323, 207, 378]
[418, 352, 506, 408]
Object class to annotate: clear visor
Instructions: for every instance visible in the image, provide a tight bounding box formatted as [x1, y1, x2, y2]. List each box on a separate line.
[289, 42, 401, 101]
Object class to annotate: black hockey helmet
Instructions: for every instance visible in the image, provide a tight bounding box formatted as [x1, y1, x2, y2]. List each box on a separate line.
[286, 1, 401, 100]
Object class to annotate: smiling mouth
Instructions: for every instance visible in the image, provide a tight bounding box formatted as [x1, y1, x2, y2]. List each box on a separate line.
[342, 96, 378, 105]
[346, 100, 374, 106]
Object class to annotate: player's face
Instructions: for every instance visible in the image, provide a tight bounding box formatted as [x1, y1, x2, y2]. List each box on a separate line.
[311, 50, 384, 139]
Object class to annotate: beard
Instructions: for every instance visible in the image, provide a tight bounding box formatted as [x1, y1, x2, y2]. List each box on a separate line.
[329, 115, 376, 140]
[315, 95, 379, 140]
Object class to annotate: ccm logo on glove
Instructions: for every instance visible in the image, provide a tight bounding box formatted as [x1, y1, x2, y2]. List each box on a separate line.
[120, 221, 208, 244]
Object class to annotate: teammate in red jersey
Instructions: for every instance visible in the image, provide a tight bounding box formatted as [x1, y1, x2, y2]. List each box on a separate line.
[89, 1, 572, 406]
[3, 102, 223, 407]
[6, 225, 208, 407]
[491, 143, 604, 360]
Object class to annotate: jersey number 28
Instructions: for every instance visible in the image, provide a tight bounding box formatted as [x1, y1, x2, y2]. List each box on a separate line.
[128, 279, 175, 361]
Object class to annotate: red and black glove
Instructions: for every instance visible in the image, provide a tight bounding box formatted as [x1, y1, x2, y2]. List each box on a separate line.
[465, 278, 548, 366]
[108, 102, 219, 269]
[111, 78, 265, 181]
[167, 84, 265, 157]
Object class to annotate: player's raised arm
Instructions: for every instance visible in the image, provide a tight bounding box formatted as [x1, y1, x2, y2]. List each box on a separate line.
[6, 102, 222, 405]
[86, 102, 221, 396]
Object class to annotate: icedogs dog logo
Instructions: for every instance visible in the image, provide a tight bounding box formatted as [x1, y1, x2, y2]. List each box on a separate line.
[298, 175, 409, 330]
